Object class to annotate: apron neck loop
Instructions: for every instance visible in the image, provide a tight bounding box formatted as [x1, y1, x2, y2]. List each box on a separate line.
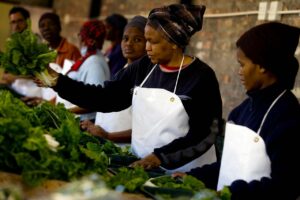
[139, 55, 185, 93]
[140, 64, 157, 87]
[257, 90, 286, 134]
[173, 55, 185, 94]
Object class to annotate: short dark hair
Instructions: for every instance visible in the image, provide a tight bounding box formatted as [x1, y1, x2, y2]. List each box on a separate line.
[105, 13, 127, 39]
[9, 6, 30, 19]
[39, 12, 61, 31]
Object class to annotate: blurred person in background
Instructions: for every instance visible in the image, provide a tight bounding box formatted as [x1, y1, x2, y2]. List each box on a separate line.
[80, 15, 147, 144]
[104, 13, 127, 77]
[56, 19, 110, 122]
[25, 12, 82, 103]
[0, 6, 43, 99]
[9, 6, 29, 34]
[38, 12, 81, 68]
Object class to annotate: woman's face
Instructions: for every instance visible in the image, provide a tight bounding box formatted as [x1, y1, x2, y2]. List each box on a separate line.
[144, 25, 175, 65]
[237, 48, 264, 92]
[121, 27, 146, 63]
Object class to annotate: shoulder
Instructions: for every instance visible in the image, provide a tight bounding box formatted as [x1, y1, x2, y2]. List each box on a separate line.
[109, 44, 123, 57]
[87, 53, 106, 63]
[112, 55, 153, 84]
[60, 38, 77, 49]
[228, 98, 250, 121]
[127, 55, 154, 75]
[271, 91, 300, 118]
[61, 38, 80, 55]
[84, 55, 109, 70]
[181, 57, 219, 88]
[190, 57, 216, 75]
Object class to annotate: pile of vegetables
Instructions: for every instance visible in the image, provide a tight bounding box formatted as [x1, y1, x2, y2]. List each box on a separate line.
[0, 90, 128, 186]
[147, 175, 231, 200]
[105, 167, 149, 192]
[150, 175, 205, 192]
[0, 90, 231, 200]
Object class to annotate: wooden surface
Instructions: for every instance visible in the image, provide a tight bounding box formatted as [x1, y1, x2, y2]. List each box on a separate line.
[0, 171, 151, 200]
[0, 171, 66, 199]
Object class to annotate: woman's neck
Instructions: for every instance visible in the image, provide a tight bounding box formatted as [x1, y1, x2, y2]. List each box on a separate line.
[161, 55, 193, 67]
[159, 55, 194, 72]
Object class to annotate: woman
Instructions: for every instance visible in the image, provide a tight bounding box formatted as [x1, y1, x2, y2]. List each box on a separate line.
[104, 13, 128, 77]
[56, 19, 110, 121]
[80, 15, 147, 143]
[36, 4, 222, 173]
[174, 22, 300, 200]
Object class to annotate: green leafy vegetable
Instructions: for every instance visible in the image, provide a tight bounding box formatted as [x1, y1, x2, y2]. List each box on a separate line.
[105, 167, 149, 192]
[0, 21, 56, 76]
[149, 175, 231, 200]
[0, 90, 110, 186]
[151, 175, 206, 192]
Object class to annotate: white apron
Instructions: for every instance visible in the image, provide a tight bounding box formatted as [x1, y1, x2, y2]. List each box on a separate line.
[132, 56, 216, 173]
[217, 90, 286, 190]
[95, 107, 132, 133]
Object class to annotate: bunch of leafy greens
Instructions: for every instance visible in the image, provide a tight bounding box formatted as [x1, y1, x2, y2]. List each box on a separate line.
[191, 186, 231, 200]
[105, 167, 149, 192]
[151, 175, 205, 192]
[0, 90, 125, 186]
[0, 21, 56, 76]
[150, 175, 231, 200]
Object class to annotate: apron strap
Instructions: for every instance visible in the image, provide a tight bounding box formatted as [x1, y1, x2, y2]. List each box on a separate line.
[173, 55, 185, 94]
[257, 90, 286, 134]
[140, 64, 157, 87]
[139, 55, 185, 94]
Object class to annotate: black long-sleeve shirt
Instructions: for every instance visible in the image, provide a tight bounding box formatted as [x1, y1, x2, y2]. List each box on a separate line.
[188, 84, 300, 200]
[53, 55, 222, 169]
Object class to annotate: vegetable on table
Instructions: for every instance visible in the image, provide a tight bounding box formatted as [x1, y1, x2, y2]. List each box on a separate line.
[0, 90, 113, 186]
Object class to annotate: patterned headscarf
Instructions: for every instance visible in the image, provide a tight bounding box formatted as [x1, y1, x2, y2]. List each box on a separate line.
[79, 19, 106, 50]
[148, 4, 206, 48]
[236, 22, 300, 89]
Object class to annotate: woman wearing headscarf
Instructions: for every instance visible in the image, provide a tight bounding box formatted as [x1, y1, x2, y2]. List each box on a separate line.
[35, 4, 222, 173]
[80, 15, 147, 144]
[174, 22, 300, 200]
[56, 19, 110, 121]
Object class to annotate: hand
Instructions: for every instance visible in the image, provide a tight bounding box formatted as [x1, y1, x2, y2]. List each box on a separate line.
[21, 96, 44, 106]
[171, 172, 187, 178]
[34, 65, 59, 87]
[129, 153, 161, 170]
[80, 120, 108, 139]
[1, 73, 17, 84]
